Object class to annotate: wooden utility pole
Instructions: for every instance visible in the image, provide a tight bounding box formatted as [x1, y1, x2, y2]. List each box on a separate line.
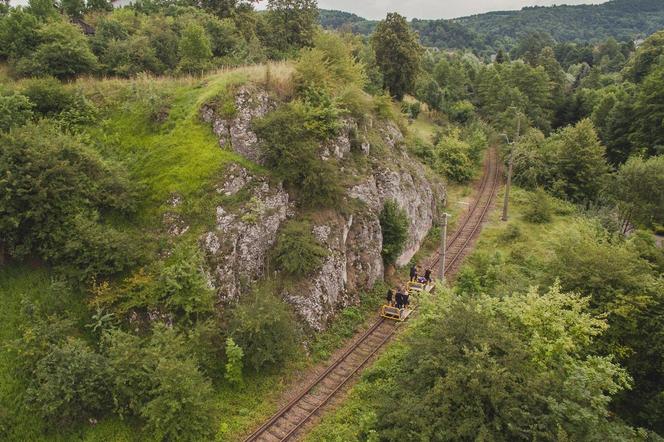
[502, 116, 520, 222]
[440, 213, 450, 281]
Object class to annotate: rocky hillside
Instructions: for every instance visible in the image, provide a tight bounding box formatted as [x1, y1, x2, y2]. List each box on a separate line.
[198, 83, 445, 330]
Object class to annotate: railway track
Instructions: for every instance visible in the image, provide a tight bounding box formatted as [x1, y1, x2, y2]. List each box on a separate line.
[427, 146, 500, 277]
[244, 147, 501, 442]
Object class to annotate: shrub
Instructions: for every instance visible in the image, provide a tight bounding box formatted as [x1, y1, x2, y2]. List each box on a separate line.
[272, 220, 328, 276]
[434, 135, 474, 183]
[102, 329, 154, 417]
[407, 135, 435, 163]
[21, 77, 74, 115]
[141, 357, 216, 442]
[380, 200, 409, 265]
[158, 243, 215, 318]
[28, 338, 112, 424]
[401, 101, 421, 120]
[177, 22, 212, 74]
[293, 33, 366, 95]
[522, 189, 553, 224]
[15, 20, 98, 79]
[0, 122, 137, 278]
[229, 285, 298, 371]
[462, 122, 488, 165]
[0, 93, 33, 132]
[449, 100, 475, 123]
[224, 337, 244, 387]
[498, 224, 522, 243]
[254, 101, 342, 207]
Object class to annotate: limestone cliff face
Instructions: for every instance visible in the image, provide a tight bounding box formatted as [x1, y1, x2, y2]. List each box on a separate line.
[200, 85, 273, 164]
[201, 165, 292, 301]
[200, 85, 445, 330]
[349, 162, 441, 267]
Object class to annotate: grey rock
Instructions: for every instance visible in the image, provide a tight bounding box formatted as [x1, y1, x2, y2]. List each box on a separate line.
[202, 167, 291, 301]
[200, 85, 274, 164]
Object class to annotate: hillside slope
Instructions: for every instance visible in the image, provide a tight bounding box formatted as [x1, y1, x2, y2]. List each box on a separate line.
[320, 0, 664, 52]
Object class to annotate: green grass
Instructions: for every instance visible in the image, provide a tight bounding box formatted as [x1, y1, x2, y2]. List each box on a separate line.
[309, 283, 387, 362]
[81, 71, 263, 228]
[0, 264, 92, 441]
[408, 111, 439, 143]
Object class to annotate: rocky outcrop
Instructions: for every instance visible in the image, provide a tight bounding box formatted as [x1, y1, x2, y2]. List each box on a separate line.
[200, 84, 445, 330]
[349, 162, 443, 266]
[201, 165, 291, 301]
[284, 212, 384, 330]
[200, 85, 273, 164]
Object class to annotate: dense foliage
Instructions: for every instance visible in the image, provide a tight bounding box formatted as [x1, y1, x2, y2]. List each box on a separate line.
[371, 13, 422, 100]
[379, 200, 409, 265]
[272, 220, 328, 276]
[0, 122, 137, 279]
[2, 0, 664, 439]
[0, 0, 320, 79]
[372, 286, 634, 440]
[320, 0, 664, 55]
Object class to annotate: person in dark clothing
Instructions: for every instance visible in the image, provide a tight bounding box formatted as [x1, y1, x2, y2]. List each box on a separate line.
[402, 291, 410, 309]
[424, 268, 432, 283]
[395, 290, 404, 309]
[386, 288, 394, 306]
[409, 265, 418, 282]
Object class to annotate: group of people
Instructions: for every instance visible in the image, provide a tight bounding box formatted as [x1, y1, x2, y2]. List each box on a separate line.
[410, 264, 432, 284]
[384, 263, 433, 311]
[385, 286, 410, 309]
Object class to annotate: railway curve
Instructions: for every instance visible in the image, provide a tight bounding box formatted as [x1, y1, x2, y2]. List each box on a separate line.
[244, 147, 501, 442]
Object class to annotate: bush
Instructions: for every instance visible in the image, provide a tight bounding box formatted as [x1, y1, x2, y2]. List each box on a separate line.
[522, 189, 553, 223]
[293, 33, 366, 95]
[407, 135, 435, 163]
[0, 93, 33, 132]
[177, 22, 212, 74]
[380, 200, 409, 265]
[102, 329, 154, 417]
[229, 285, 298, 371]
[401, 101, 421, 120]
[373, 286, 634, 440]
[434, 135, 474, 183]
[272, 220, 328, 276]
[158, 243, 215, 318]
[15, 19, 98, 79]
[21, 77, 74, 115]
[224, 337, 244, 387]
[254, 101, 342, 207]
[141, 357, 216, 442]
[462, 122, 488, 164]
[29, 338, 112, 424]
[0, 122, 137, 278]
[449, 100, 475, 123]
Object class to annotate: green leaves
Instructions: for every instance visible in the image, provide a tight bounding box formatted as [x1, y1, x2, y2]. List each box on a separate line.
[177, 22, 213, 74]
[272, 220, 328, 277]
[0, 121, 137, 279]
[372, 286, 633, 440]
[229, 285, 297, 371]
[379, 200, 408, 265]
[371, 13, 422, 100]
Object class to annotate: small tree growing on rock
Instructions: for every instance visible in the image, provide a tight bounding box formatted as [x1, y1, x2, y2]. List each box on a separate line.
[380, 200, 409, 265]
[272, 220, 328, 277]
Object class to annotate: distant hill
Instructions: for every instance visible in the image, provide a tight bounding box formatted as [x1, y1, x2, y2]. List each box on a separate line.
[319, 0, 664, 54]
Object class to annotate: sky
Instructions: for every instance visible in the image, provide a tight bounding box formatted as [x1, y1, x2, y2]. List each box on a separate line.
[8, 0, 608, 20]
[311, 0, 607, 20]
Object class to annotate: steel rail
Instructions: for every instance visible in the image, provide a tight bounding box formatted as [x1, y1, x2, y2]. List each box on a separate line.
[243, 147, 500, 442]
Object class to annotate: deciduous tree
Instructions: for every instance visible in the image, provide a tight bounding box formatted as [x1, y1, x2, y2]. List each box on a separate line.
[371, 13, 422, 100]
